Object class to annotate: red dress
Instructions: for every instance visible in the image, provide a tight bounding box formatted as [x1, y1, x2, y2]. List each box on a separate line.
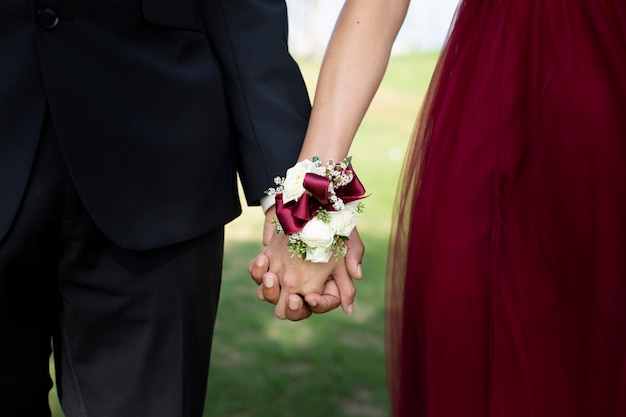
[386, 1, 626, 416]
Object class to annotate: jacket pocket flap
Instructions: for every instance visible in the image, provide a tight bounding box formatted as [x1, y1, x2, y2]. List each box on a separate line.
[142, 0, 204, 32]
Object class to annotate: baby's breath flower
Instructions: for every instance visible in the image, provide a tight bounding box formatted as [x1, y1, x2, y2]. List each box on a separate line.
[272, 218, 284, 233]
[332, 236, 349, 260]
[315, 208, 331, 223]
[287, 233, 307, 259]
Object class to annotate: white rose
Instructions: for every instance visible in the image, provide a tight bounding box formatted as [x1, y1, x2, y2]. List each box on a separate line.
[282, 159, 316, 204]
[329, 201, 361, 237]
[305, 245, 334, 263]
[299, 217, 335, 248]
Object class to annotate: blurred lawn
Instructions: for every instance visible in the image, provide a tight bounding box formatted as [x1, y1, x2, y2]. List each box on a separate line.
[49, 52, 438, 417]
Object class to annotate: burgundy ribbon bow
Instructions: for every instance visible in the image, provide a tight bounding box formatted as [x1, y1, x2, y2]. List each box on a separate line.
[275, 167, 366, 235]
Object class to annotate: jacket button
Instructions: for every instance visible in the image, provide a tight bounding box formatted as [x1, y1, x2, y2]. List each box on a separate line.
[37, 8, 59, 29]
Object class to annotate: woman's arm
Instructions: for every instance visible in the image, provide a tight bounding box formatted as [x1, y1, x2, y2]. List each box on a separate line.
[254, 0, 410, 320]
[299, 0, 410, 161]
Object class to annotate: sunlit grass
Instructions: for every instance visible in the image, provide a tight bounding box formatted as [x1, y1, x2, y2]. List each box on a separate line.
[49, 52, 438, 417]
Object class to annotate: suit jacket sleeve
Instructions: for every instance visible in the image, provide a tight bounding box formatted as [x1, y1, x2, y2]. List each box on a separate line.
[203, 0, 311, 206]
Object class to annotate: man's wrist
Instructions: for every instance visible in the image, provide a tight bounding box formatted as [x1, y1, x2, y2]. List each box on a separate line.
[260, 194, 276, 214]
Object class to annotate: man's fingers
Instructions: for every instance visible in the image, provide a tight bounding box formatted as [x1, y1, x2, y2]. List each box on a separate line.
[261, 272, 280, 304]
[284, 294, 313, 321]
[303, 279, 340, 314]
[273, 284, 290, 320]
[304, 294, 340, 314]
[249, 253, 270, 284]
[273, 291, 312, 321]
[256, 284, 266, 301]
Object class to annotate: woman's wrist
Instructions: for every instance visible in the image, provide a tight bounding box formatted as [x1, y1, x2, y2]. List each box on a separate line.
[266, 157, 366, 263]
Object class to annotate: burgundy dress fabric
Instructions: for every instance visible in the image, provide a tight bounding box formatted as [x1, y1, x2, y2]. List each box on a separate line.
[385, 1, 626, 416]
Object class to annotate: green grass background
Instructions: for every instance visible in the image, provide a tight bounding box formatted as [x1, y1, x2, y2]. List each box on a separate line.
[49, 52, 439, 417]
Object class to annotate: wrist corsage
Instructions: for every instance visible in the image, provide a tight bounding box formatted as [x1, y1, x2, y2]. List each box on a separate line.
[266, 156, 366, 263]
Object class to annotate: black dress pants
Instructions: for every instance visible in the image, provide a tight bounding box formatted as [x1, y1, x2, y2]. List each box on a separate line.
[0, 116, 224, 417]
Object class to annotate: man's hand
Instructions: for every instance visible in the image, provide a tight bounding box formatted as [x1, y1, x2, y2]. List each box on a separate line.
[253, 269, 345, 321]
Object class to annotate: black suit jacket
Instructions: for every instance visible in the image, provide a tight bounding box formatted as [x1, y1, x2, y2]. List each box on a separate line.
[0, 0, 310, 250]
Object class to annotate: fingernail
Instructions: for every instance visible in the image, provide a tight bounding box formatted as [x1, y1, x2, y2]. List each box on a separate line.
[357, 264, 362, 277]
[347, 303, 354, 315]
[256, 257, 264, 267]
[308, 298, 318, 308]
[263, 274, 274, 288]
[288, 296, 299, 311]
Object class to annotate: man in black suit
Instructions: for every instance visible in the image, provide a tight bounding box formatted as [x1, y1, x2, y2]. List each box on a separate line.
[0, 1, 350, 416]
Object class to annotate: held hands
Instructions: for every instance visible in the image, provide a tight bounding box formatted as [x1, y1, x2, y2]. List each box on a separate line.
[249, 206, 364, 321]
